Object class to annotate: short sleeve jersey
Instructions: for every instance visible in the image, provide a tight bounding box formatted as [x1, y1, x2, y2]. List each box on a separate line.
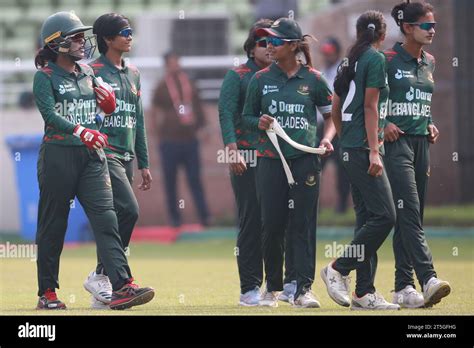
[339, 47, 389, 151]
[384, 42, 435, 135]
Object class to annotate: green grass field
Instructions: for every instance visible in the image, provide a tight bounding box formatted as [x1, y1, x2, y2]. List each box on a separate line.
[0, 235, 472, 315]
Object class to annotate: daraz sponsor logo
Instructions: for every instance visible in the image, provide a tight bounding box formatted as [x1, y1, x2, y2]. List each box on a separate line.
[268, 100, 305, 115]
[114, 99, 136, 114]
[405, 87, 432, 102]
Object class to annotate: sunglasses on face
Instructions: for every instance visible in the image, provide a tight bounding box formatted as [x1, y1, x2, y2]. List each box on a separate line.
[408, 22, 436, 31]
[265, 37, 299, 47]
[256, 38, 267, 48]
[118, 27, 133, 38]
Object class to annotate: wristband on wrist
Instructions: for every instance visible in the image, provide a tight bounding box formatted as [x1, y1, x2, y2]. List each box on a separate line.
[73, 125, 85, 138]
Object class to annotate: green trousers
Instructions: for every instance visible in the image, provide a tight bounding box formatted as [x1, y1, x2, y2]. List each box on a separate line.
[36, 144, 131, 296]
[230, 165, 263, 294]
[334, 148, 396, 297]
[384, 135, 436, 291]
[256, 154, 320, 298]
[96, 157, 139, 276]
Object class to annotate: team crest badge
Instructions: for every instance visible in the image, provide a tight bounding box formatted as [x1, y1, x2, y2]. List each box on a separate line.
[297, 84, 309, 96]
[131, 83, 138, 95]
[305, 173, 317, 186]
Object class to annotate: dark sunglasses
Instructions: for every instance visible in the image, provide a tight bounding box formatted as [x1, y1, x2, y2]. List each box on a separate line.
[118, 27, 133, 38]
[265, 37, 299, 47]
[408, 22, 436, 31]
[256, 38, 267, 48]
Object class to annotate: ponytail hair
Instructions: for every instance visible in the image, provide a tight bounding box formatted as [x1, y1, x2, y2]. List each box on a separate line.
[296, 34, 316, 68]
[391, 0, 434, 35]
[333, 10, 386, 97]
[34, 45, 58, 68]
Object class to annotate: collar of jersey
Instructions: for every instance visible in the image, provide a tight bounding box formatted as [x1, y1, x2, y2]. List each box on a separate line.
[394, 42, 429, 65]
[99, 54, 128, 73]
[270, 62, 305, 80]
[246, 58, 261, 73]
[47, 61, 89, 78]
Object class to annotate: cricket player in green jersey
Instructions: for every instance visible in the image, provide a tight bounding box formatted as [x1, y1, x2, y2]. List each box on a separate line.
[218, 19, 272, 306]
[33, 11, 154, 310]
[242, 18, 336, 308]
[384, 1, 450, 308]
[321, 11, 400, 310]
[82, 13, 152, 309]
[219, 19, 295, 306]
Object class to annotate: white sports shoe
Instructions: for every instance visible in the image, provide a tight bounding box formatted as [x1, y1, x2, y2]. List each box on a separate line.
[351, 292, 401, 311]
[423, 277, 451, 307]
[259, 289, 279, 307]
[320, 263, 351, 307]
[392, 285, 424, 308]
[83, 270, 112, 304]
[278, 281, 296, 303]
[90, 296, 110, 310]
[292, 290, 321, 308]
[239, 287, 261, 307]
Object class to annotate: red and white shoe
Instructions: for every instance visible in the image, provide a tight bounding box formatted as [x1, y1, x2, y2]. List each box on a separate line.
[109, 279, 155, 310]
[36, 289, 67, 310]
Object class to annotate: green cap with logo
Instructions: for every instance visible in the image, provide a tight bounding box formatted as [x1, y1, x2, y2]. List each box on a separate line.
[40, 11, 92, 46]
[256, 17, 303, 40]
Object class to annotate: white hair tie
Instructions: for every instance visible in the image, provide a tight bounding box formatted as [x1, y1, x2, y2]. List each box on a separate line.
[368, 23, 376, 30]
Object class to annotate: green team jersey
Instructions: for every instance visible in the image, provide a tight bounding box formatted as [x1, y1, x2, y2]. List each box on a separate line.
[384, 42, 435, 135]
[218, 59, 262, 149]
[33, 61, 98, 146]
[90, 55, 149, 169]
[339, 47, 389, 150]
[242, 62, 333, 159]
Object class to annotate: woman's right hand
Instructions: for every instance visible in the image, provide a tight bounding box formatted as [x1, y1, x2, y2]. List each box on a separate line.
[384, 122, 404, 142]
[226, 143, 247, 175]
[258, 114, 274, 130]
[73, 125, 108, 150]
[368, 150, 383, 177]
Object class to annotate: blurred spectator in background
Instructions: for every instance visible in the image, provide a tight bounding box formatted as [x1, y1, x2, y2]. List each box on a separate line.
[150, 52, 210, 227]
[251, 0, 299, 21]
[320, 37, 341, 86]
[19, 91, 35, 109]
[317, 37, 350, 214]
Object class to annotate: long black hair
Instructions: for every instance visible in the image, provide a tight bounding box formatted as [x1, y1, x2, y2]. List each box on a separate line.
[34, 45, 58, 68]
[243, 18, 273, 58]
[93, 13, 130, 54]
[391, 0, 434, 35]
[333, 11, 386, 97]
[296, 34, 317, 68]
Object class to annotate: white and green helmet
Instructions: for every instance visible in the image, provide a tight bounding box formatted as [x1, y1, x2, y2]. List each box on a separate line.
[40, 11, 95, 59]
